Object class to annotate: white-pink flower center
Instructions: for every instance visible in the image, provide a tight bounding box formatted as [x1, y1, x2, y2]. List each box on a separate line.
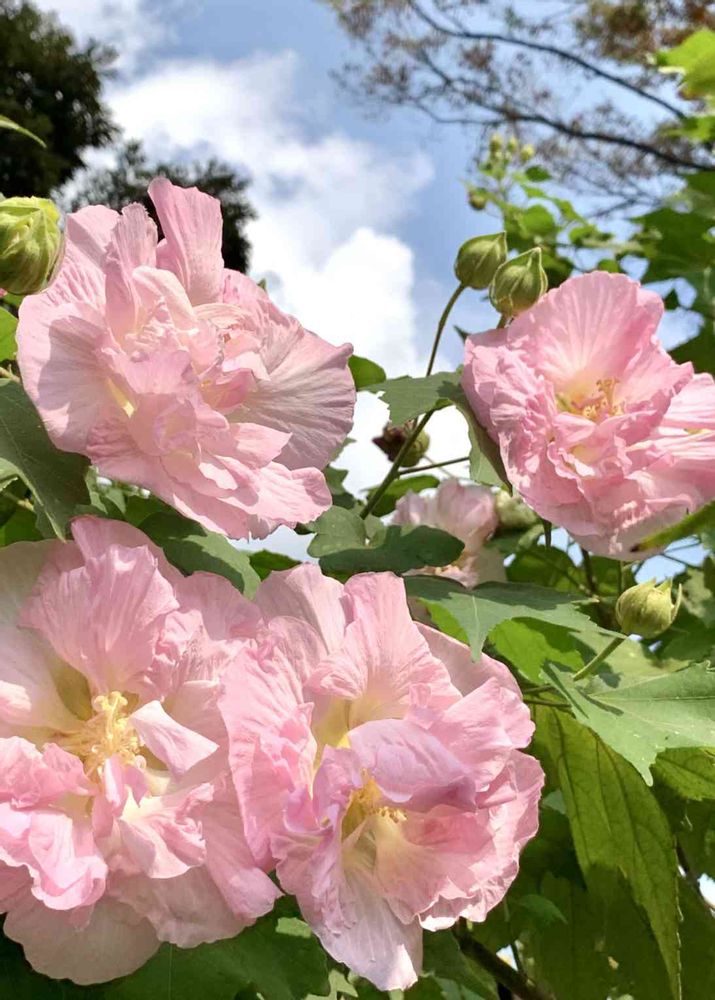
[557, 377, 623, 422]
[341, 776, 406, 841]
[56, 690, 143, 777]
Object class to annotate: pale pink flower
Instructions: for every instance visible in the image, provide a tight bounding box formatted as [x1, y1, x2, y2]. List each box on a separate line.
[219, 565, 543, 991]
[0, 517, 278, 984]
[462, 272, 715, 557]
[17, 180, 355, 540]
[393, 479, 505, 586]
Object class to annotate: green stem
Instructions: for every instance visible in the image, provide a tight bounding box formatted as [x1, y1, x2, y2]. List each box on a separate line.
[361, 411, 433, 519]
[580, 548, 598, 596]
[425, 283, 465, 376]
[573, 635, 626, 682]
[496, 314, 509, 328]
[0, 365, 19, 383]
[456, 930, 552, 1000]
[395, 454, 470, 476]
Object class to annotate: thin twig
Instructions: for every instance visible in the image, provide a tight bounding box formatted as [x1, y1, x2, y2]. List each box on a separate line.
[0, 365, 19, 383]
[395, 455, 470, 476]
[455, 927, 553, 1000]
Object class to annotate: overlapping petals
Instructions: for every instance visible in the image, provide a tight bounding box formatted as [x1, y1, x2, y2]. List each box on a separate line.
[0, 518, 277, 984]
[17, 179, 356, 540]
[461, 272, 715, 557]
[219, 565, 543, 991]
[393, 479, 504, 586]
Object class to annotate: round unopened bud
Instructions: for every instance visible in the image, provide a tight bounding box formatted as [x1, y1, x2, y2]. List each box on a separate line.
[488, 133, 504, 155]
[373, 422, 430, 468]
[0, 197, 61, 295]
[520, 143, 535, 162]
[454, 232, 507, 290]
[615, 579, 681, 639]
[506, 135, 519, 154]
[489, 247, 548, 317]
[468, 188, 488, 211]
[494, 489, 539, 531]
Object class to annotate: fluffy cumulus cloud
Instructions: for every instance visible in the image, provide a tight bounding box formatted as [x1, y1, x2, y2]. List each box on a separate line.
[36, 0, 191, 70]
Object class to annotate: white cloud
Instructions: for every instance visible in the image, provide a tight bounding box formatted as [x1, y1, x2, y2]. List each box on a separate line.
[35, 0, 191, 70]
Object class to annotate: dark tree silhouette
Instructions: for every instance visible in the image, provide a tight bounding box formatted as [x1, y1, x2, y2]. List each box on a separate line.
[0, 0, 117, 197]
[71, 141, 256, 274]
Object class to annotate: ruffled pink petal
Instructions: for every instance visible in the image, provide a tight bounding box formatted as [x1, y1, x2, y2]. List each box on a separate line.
[117, 784, 211, 879]
[150, 177, 224, 306]
[130, 700, 219, 777]
[3, 892, 159, 985]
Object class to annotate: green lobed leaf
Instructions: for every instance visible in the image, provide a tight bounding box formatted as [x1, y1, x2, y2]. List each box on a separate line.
[365, 371, 461, 424]
[534, 708, 681, 1000]
[656, 29, 715, 100]
[0, 380, 89, 537]
[528, 874, 613, 1000]
[249, 549, 300, 580]
[308, 506, 464, 575]
[138, 510, 260, 597]
[406, 576, 612, 656]
[543, 660, 715, 785]
[654, 748, 715, 802]
[364, 473, 439, 517]
[348, 354, 386, 389]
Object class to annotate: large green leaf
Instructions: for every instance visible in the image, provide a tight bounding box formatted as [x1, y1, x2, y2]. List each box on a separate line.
[528, 874, 612, 1000]
[0, 380, 89, 537]
[654, 748, 715, 801]
[138, 511, 260, 597]
[657, 29, 715, 100]
[406, 576, 611, 655]
[535, 709, 681, 1000]
[543, 660, 715, 785]
[308, 506, 464, 575]
[366, 371, 461, 424]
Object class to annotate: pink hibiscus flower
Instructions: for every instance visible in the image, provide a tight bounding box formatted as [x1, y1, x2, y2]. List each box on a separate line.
[461, 272, 715, 557]
[17, 180, 355, 540]
[0, 517, 278, 984]
[393, 479, 505, 587]
[219, 565, 543, 991]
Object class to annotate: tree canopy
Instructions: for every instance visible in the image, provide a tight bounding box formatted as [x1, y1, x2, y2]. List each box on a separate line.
[0, 0, 117, 197]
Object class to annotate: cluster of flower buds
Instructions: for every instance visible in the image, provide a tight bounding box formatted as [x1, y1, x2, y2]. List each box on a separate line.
[453, 231, 548, 318]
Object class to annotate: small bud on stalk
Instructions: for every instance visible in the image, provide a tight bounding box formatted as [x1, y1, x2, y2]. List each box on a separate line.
[373, 422, 430, 468]
[520, 143, 535, 162]
[495, 489, 539, 531]
[489, 247, 548, 318]
[468, 188, 488, 211]
[615, 579, 682, 638]
[0, 197, 61, 295]
[454, 232, 507, 290]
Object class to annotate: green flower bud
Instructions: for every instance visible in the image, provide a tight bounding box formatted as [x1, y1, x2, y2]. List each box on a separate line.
[494, 489, 539, 530]
[468, 188, 488, 211]
[0, 196, 61, 295]
[489, 247, 548, 317]
[520, 143, 535, 162]
[488, 133, 504, 155]
[454, 232, 507, 290]
[506, 135, 519, 154]
[372, 422, 430, 467]
[615, 579, 682, 639]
